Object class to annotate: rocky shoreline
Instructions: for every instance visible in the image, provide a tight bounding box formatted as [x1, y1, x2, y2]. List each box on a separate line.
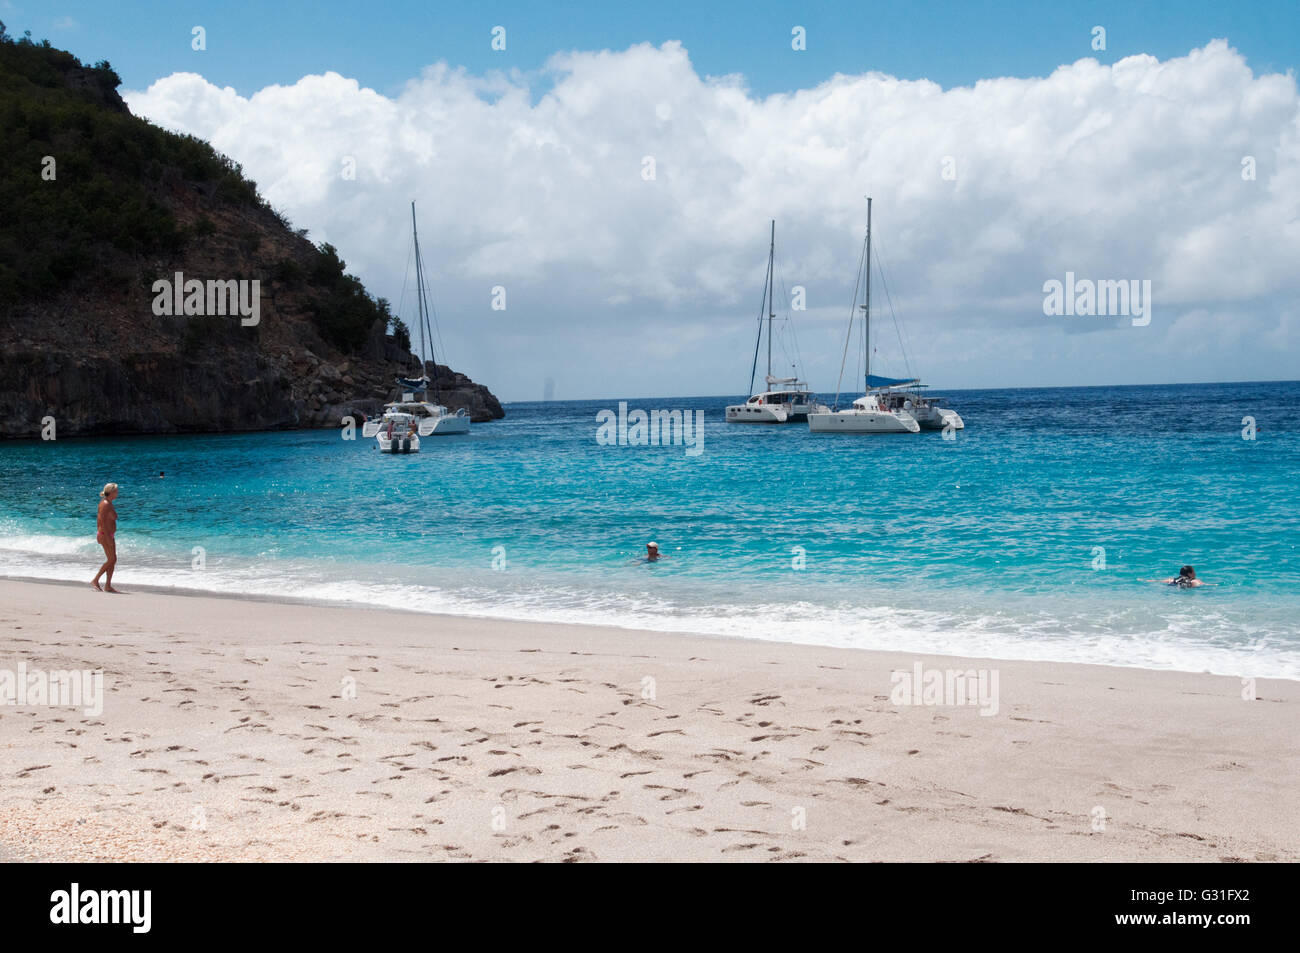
[0, 335, 503, 439]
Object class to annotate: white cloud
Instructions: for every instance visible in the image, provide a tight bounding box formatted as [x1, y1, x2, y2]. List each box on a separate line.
[124, 40, 1300, 400]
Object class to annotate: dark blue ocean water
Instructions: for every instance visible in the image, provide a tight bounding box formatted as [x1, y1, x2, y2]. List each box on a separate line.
[2, 381, 1297, 677]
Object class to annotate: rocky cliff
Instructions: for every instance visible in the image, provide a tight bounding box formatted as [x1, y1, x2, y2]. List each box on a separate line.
[0, 28, 503, 438]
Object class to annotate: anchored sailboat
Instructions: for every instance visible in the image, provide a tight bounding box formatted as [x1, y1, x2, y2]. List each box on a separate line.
[725, 221, 827, 424]
[364, 201, 470, 451]
[877, 383, 964, 431]
[808, 198, 921, 434]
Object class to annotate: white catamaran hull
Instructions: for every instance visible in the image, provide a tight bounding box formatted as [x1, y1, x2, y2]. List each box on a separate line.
[725, 393, 826, 424]
[913, 406, 963, 431]
[369, 403, 471, 438]
[423, 414, 470, 435]
[807, 409, 919, 433]
[726, 403, 789, 423]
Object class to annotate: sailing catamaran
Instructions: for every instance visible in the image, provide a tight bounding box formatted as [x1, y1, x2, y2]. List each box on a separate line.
[364, 201, 470, 451]
[808, 198, 920, 434]
[726, 221, 827, 424]
[877, 384, 964, 431]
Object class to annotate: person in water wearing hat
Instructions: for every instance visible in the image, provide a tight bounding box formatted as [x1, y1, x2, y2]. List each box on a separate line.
[646, 542, 661, 562]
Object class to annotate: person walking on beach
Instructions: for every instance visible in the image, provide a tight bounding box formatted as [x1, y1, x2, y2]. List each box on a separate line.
[92, 483, 119, 593]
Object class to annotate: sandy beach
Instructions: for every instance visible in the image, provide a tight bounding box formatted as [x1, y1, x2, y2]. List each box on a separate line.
[0, 577, 1295, 862]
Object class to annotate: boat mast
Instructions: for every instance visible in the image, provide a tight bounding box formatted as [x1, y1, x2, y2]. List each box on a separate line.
[766, 219, 775, 383]
[410, 200, 441, 399]
[746, 221, 775, 397]
[863, 197, 872, 392]
[411, 201, 427, 382]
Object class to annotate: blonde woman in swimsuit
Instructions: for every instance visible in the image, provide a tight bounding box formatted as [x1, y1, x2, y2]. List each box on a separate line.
[92, 483, 119, 592]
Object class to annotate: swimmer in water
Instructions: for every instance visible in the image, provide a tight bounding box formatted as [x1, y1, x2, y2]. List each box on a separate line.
[1162, 565, 1205, 588]
[645, 541, 661, 562]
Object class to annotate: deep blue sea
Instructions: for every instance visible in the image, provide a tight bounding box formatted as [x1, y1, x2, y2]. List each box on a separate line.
[2, 381, 1297, 678]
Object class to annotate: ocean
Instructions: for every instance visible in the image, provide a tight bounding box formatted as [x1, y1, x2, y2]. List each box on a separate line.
[2, 380, 1297, 679]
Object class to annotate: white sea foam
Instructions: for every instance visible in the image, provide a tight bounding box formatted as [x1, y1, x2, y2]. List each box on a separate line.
[0, 532, 99, 557]
[3, 542, 1295, 680]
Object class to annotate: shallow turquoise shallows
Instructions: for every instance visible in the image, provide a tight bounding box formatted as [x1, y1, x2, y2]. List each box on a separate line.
[2, 380, 1297, 678]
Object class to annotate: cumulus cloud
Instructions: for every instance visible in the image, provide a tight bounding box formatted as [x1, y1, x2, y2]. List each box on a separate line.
[124, 40, 1300, 400]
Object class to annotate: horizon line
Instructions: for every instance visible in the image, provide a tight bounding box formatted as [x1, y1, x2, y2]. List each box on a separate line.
[503, 377, 1300, 404]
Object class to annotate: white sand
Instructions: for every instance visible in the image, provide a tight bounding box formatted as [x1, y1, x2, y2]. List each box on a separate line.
[1, 578, 1295, 862]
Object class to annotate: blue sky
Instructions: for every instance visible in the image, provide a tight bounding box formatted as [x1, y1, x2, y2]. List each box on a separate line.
[19, 0, 1300, 97]
[11, 1, 1300, 398]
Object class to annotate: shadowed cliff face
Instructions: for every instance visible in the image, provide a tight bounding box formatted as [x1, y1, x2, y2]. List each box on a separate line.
[0, 343, 504, 438]
[0, 32, 503, 438]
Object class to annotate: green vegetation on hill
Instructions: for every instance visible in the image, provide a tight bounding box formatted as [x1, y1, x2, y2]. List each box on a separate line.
[0, 24, 398, 356]
[273, 241, 397, 353]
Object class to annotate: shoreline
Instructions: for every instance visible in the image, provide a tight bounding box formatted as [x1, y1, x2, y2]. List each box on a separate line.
[4, 572, 1290, 684]
[2, 577, 1296, 862]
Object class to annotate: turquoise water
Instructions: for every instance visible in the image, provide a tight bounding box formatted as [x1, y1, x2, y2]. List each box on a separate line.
[2, 381, 1297, 678]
